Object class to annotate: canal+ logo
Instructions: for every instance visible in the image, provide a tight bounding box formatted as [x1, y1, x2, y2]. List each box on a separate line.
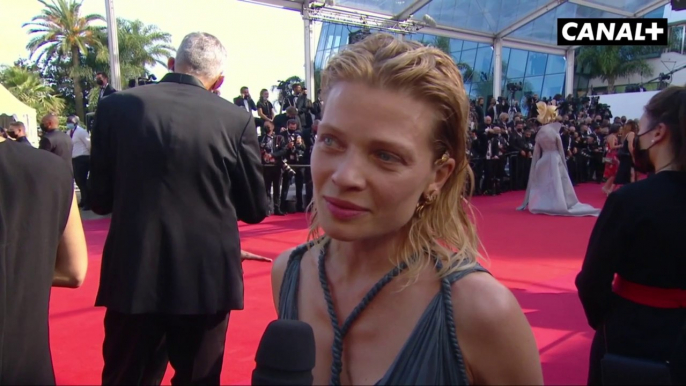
[557, 18, 669, 46]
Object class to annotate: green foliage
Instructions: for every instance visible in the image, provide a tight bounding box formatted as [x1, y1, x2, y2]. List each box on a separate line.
[23, 0, 105, 120]
[18, 0, 175, 118]
[433, 36, 451, 56]
[576, 46, 653, 93]
[0, 65, 66, 119]
[86, 18, 175, 85]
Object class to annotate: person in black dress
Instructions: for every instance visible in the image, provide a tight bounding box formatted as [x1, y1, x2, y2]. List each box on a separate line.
[0, 137, 88, 384]
[614, 120, 637, 186]
[576, 85, 686, 385]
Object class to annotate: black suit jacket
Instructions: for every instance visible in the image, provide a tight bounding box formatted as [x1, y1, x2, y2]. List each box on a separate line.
[38, 129, 73, 170]
[90, 73, 269, 314]
[233, 96, 257, 113]
[98, 84, 116, 103]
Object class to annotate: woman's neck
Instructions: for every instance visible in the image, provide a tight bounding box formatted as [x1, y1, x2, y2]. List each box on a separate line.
[654, 147, 676, 173]
[327, 233, 403, 282]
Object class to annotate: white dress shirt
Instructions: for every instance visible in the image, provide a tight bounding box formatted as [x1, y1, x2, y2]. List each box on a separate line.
[71, 126, 91, 158]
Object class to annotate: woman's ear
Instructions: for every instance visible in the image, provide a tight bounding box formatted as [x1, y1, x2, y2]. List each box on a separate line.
[427, 157, 456, 194]
[653, 122, 669, 143]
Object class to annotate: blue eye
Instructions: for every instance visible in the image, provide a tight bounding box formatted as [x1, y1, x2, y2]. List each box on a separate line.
[376, 151, 398, 163]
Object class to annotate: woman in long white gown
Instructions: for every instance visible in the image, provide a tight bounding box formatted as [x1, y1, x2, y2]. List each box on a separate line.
[517, 102, 600, 216]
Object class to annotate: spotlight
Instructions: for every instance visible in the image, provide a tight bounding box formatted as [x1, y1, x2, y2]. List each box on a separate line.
[422, 14, 436, 27]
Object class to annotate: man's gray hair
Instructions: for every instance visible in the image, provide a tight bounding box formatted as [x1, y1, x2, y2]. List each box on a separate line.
[175, 32, 227, 81]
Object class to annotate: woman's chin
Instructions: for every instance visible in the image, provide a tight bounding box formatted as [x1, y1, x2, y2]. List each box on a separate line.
[319, 216, 368, 242]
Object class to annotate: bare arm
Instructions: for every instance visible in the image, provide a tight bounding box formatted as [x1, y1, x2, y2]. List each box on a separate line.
[627, 132, 636, 154]
[53, 193, 88, 288]
[241, 250, 272, 262]
[453, 273, 543, 385]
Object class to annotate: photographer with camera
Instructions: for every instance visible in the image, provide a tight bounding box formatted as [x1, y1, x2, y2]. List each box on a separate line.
[260, 121, 286, 216]
[509, 121, 530, 190]
[273, 106, 301, 132]
[302, 119, 319, 207]
[278, 121, 306, 212]
[526, 93, 539, 120]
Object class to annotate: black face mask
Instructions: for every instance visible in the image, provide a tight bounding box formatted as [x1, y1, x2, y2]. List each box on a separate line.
[633, 131, 656, 174]
[96, 79, 104, 86]
[7, 130, 18, 139]
[40, 124, 48, 132]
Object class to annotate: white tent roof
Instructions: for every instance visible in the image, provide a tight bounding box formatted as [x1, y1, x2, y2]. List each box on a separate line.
[0, 84, 38, 146]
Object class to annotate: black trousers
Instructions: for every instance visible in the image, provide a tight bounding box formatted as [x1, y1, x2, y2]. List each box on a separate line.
[280, 167, 304, 210]
[304, 168, 313, 209]
[102, 309, 230, 385]
[72, 155, 90, 207]
[263, 165, 282, 212]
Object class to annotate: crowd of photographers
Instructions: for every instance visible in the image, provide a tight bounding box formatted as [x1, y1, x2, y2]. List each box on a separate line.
[232, 83, 323, 216]
[468, 91, 627, 196]
[229, 82, 628, 213]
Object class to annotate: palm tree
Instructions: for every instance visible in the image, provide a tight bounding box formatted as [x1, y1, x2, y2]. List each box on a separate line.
[576, 46, 653, 94]
[88, 18, 175, 85]
[23, 0, 104, 121]
[0, 65, 65, 118]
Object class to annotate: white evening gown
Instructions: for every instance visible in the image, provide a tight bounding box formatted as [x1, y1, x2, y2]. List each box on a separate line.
[517, 123, 600, 217]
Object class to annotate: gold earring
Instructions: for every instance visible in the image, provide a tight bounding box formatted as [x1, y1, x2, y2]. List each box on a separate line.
[415, 190, 438, 218]
[434, 152, 450, 165]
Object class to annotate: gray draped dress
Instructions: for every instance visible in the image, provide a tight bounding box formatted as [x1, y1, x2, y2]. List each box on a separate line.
[277, 244, 487, 385]
[517, 122, 600, 217]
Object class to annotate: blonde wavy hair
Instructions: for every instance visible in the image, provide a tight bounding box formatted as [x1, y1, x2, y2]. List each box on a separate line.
[307, 33, 479, 281]
[536, 101, 558, 125]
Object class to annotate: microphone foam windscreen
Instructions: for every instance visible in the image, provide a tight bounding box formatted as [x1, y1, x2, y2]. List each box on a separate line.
[254, 320, 316, 372]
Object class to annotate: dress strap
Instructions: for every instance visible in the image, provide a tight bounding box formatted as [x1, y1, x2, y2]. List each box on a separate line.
[318, 241, 408, 386]
[277, 243, 310, 320]
[439, 261, 490, 384]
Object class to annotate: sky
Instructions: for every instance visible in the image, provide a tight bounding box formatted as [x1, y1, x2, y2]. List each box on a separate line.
[0, 0, 321, 99]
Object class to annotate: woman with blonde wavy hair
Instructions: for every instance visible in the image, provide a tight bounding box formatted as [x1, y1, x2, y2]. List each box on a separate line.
[271, 33, 542, 385]
[517, 102, 600, 216]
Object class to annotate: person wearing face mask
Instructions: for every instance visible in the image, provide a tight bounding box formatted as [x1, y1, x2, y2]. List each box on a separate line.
[6, 121, 32, 146]
[89, 32, 269, 385]
[95, 71, 117, 103]
[38, 114, 73, 169]
[95, 72, 117, 103]
[576, 85, 686, 385]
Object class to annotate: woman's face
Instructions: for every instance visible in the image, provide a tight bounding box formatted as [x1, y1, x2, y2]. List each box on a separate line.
[311, 82, 453, 242]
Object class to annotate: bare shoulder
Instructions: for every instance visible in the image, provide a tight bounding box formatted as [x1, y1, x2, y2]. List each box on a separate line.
[451, 272, 522, 330]
[451, 272, 543, 385]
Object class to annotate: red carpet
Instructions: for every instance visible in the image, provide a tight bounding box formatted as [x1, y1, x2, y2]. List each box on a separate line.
[50, 183, 607, 385]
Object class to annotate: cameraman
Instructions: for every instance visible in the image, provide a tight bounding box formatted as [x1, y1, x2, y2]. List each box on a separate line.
[279, 129, 306, 212]
[260, 121, 285, 216]
[526, 94, 539, 119]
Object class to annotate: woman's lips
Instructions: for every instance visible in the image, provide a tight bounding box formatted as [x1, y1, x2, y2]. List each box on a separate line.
[323, 196, 369, 220]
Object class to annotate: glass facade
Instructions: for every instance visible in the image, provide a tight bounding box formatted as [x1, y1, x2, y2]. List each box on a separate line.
[314, 23, 567, 100]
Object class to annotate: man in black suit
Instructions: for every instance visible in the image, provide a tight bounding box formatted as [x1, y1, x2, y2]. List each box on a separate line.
[89, 32, 270, 385]
[95, 72, 117, 103]
[233, 86, 256, 114]
[38, 114, 73, 169]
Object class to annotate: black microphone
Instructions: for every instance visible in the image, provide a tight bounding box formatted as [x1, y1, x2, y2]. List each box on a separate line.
[252, 320, 316, 385]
